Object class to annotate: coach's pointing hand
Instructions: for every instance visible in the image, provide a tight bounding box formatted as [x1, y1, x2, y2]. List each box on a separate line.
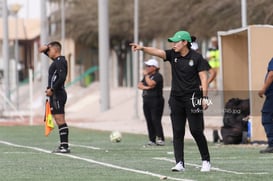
[130, 43, 143, 51]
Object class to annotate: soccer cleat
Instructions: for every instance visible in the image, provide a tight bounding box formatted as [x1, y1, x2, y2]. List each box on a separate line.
[146, 141, 157, 146]
[52, 146, 71, 153]
[156, 139, 165, 146]
[171, 161, 185, 172]
[200, 160, 211, 172]
[260, 146, 273, 154]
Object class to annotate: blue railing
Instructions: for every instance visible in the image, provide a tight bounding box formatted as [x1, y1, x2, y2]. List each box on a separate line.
[65, 65, 98, 88]
[13, 65, 98, 91]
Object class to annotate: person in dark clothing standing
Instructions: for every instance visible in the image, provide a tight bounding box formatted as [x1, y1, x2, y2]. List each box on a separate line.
[259, 57, 273, 153]
[138, 59, 165, 146]
[39, 41, 70, 153]
[130, 30, 211, 172]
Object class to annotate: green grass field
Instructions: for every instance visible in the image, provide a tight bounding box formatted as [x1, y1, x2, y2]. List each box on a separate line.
[0, 126, 272, 181]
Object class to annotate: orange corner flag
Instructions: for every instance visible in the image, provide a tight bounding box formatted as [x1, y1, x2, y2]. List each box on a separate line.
[44, 100, 54, 136]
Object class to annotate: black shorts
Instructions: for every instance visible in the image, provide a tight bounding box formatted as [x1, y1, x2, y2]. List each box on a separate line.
[49, 90, 67, 114]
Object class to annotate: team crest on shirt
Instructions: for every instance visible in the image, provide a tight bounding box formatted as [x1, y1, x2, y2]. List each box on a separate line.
[189, 59, 194, 66]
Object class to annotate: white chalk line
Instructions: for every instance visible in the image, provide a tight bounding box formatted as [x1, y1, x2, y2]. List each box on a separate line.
[3, 151, 40, 154]
[70, 143, 101, 150]
[0, 140, 194, 181]
[153, 157, 268, 175]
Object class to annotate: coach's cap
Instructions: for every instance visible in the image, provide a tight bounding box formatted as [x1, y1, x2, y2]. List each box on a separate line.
[144, 59, 159, 68]
[168, 31, 192, 43]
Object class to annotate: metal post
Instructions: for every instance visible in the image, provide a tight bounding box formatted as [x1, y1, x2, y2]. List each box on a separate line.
[133, 0, 139, 119]
[9, 4, 21, 109]
[2, 0, 10, 103]
[98, 0, 110, 111]
[29, 69, 33, 125]
[61, 0, 65, 55]
[241, 0, 247, 27]
[15, 12, 19, 109]
[40, 0, 48, 92]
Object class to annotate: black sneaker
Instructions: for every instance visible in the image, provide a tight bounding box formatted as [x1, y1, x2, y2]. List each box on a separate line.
[52, 146, 71, 153]
[260, 146, 273, 154]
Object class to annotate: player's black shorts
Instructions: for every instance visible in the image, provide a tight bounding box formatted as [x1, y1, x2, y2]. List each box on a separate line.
[49, 90, 67, 114]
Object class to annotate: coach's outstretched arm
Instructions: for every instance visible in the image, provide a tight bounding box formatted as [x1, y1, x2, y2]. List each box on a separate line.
[130, 43, 166, 60]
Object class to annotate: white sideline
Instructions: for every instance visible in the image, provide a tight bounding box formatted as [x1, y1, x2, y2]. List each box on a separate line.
[153, 157, 268, 175]
[0, 140, 194, 181]
[70, 143, 101, 150]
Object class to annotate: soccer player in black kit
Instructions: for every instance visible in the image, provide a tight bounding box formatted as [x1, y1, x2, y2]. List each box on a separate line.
[39, 41, 70, 153]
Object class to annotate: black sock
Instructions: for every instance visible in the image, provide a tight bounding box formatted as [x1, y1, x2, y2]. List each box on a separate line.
[58, 123, 69, 148]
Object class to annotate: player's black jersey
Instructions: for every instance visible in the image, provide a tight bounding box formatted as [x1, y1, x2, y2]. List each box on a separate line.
[47, 56, 67, 91]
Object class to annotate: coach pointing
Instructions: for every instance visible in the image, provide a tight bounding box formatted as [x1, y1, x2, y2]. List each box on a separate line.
[130, 30, 211, 172]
